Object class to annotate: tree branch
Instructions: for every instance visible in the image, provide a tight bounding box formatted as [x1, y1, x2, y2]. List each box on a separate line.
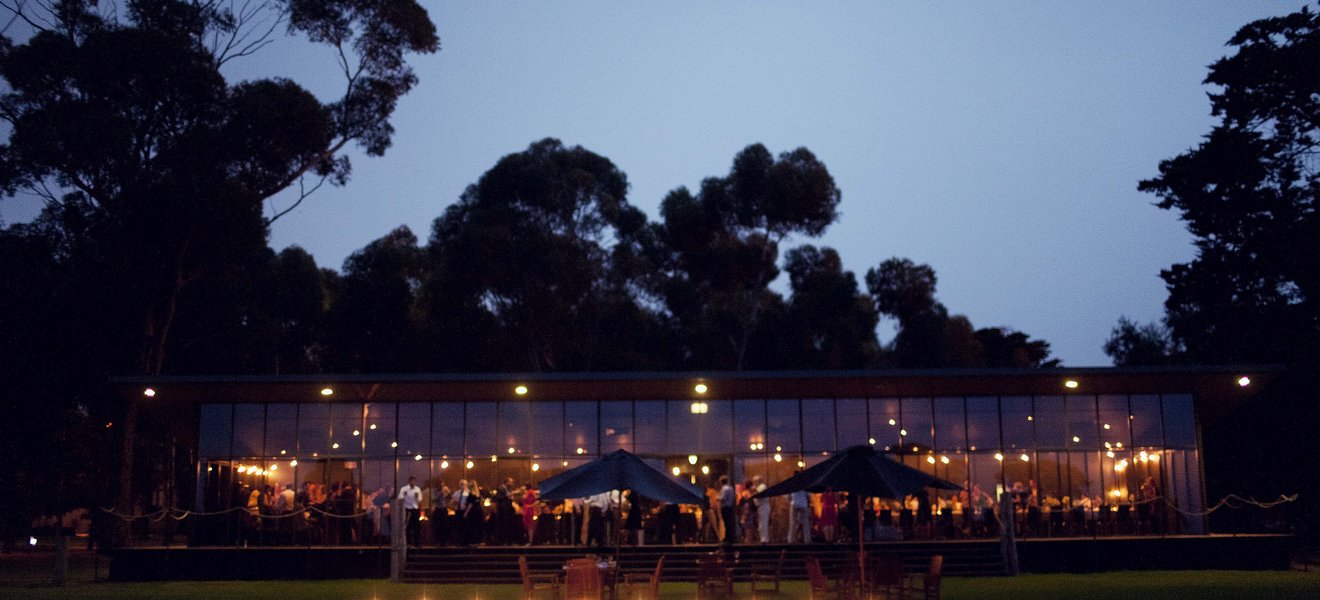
[266, 172, 327, 224]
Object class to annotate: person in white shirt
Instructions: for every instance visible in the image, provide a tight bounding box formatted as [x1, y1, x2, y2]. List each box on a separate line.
[752, 475, 770, 543]
[788, 487, 812, 543]
[398, 476, 423, 546]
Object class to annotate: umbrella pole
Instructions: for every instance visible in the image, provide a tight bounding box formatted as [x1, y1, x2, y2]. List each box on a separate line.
[858, 495, 866, 599]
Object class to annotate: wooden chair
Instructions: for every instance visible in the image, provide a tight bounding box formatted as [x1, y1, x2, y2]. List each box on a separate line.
[621, 555, 664, 600]
[563, 557, 603, 600]
[805, 556, 855, 600]
[695, 554, 734, 599]
[868, 554, 905, 600]
[899, 554, 942, 600]
[750, 548, 786, 593]
[518, 555, 560, 600]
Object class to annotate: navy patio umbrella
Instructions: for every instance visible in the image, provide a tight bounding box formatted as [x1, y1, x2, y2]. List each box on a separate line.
[537, 449, 705, 505]
[755, 444, 962, 500]
[754, 444, 962, 594]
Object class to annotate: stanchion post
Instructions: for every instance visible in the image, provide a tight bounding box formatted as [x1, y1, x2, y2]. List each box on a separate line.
[999, 491, 1019, 576]
[390, 501, 404, 582]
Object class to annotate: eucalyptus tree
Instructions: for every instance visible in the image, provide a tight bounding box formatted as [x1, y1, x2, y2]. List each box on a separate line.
[655, 144, 841, 370]
[424, 139, 661, 372]
[0, 0, 436, 521]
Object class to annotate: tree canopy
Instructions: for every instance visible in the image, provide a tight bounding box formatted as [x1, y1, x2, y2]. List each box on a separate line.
[1128, 4, 1320, 535]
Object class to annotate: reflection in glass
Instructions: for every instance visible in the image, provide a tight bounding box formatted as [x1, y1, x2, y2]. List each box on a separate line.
[364, 402, 396, 457]
[565, 401, 597, 456]
[199, 404, 233, 459]
[870, 398, 902, 449]
[801, 399, 835, 452]
[397, 403, 430, 458]
[965, 397, 998, 450]
[734, 399, 766, 451]
[933, 397, 966, 451]
[600, 401, 632, 453]
[1130, 395, 1163, 446]
[431, 402, 464, 455]
[836, 399, 868, 448]
[767, 400, 800, 454]
[1034, 396, 1065, 449]
[233, 404, 265, 457]
[633, 401, 666, 454]
[1065, 395, 1098, 450]
[531, 401, 563, 456]
[901, 398, 933, 449]
[1162, 394, 1196, 448]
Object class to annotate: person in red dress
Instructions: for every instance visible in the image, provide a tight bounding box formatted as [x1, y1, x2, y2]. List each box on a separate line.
[819, 487, 839, 543]
[521, 483, 538, 544]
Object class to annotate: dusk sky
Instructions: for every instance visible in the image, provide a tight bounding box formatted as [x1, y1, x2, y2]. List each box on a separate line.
[3, 2, 1303, 366]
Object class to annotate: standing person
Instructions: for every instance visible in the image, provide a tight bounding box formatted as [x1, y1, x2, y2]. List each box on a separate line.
[788, 487, 812, 543]
[521, 483, 538, 545]
[398, 476, 423, 547]
[738, 480, 755, 543]
[452, 480, 473, 546]
[463, 480, 484, 546]
[752, 475, 770, 543]
[819, 488, 838, 543]
[623, 490, 645, 545]
[718, 476, 737, 544]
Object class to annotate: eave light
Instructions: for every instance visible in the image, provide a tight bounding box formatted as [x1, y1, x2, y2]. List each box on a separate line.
[1064, 379, 1079, 389]
[320, 387, 333, 396]
[1237, 376, 1251, 387]
[143, 388, 156, 397]
[515, 385, 528, 396]
[694, 383, 708, 394]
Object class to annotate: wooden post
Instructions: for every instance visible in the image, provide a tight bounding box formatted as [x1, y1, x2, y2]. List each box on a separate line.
[53, 534, 68, 586]
[999, 492, 1019, 576]
[390, 501, 404, 582]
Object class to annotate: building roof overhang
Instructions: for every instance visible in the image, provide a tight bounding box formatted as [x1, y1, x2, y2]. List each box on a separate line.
[114, 365, 1281, 427]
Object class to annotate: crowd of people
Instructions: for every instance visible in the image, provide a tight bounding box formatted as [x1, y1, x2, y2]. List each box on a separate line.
[227, 472, 1167, 547]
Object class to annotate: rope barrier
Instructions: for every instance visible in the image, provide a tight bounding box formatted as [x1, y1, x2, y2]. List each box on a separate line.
[100, 504, 379, 522]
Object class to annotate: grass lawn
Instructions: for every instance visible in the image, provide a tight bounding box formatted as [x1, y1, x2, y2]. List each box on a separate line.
[4, 550, 1319, 599]
[3, 571, 1320, 600]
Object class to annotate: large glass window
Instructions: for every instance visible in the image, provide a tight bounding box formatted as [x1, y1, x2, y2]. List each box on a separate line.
[669, 399, 732, 455]
[365, 402, 396, 457]
[836, 398, 869, 447]
[565, 401, 597, 456]
[1162, 394, 1196, 448]
[233, 404, 265, 457]
[766, 400, 800, 454]
[633, 401, 666, 455]
[531, 401, 563, 456]
[397, 403, 430, 458]
[298, 404, 329, 458]
[431, 402, 464, 456]
[498, 401, 532, 456]
[1001, 396, 1033, 451]
[734, 399, 766, 452]
[870, 398, 902, 450]
[265, 404, 297, 458]
[965, 397, 998, 451]
[1130, 395, 1163, 447]
[198, 404, 232, 459]
[600, 401, 632, 453]
[329, 403, 362, 457]
[801, 399, 835, 452]
[1034, 396, 1066, 449]
[465, 402, 497, 456]
[1065, 395, 1098, 450]
[933, 397, 966, 451]
[900, 398, 933, 450]
[1097, 395, 1129, 450]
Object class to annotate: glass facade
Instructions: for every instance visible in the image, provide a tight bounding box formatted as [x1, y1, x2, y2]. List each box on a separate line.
[196, 391, 1207, 544]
